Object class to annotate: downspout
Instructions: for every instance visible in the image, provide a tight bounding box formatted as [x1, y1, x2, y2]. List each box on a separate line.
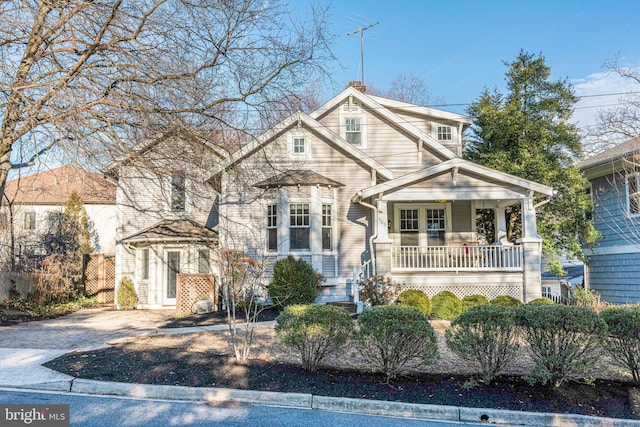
[355, 193, 378, 276]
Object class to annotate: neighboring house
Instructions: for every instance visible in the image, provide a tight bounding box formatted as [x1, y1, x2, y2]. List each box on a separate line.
[0, 165, 117, 268]
[110, 128, 226, 308]
[578, 137, 640, 304]
[207, 85, 553, 305]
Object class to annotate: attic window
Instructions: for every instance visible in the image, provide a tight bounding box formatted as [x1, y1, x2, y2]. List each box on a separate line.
[437, 126, 452, 141]
[345, 118, 361, 145]
[171, 173, 186, 212]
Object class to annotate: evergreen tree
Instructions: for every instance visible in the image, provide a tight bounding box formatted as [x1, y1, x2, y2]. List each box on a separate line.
[465, 51, 599, 274]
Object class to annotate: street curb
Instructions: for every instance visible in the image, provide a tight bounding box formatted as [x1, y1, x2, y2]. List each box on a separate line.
[70, 378, 313, 408]
[8, 379, 640, 426]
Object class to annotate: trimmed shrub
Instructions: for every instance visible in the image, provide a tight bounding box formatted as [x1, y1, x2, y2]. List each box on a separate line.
[355, 305, 438, 382]
[528, 297, 554, 305]
[117, 276, 137, 310]
[490, 295, 522, 307]
[396, 289, 431, 315]
[516, 304, 607, 387]
[461, 294, 489, 313]
[431, 291, 462, 320]
[445, 305, 519, 384]
[268, 256, 320, 309]
[601, 305, 640, 382]
[358, 275, 401, 306]
[275, 304, 354, 373]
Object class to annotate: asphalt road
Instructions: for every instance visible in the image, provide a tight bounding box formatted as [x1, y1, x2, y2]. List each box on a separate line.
[0, 388, 493, 427]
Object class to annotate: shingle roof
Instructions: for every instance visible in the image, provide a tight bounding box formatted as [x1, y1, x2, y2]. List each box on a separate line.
[253, 170, 344, 189]
[122, 219, 218, 244]
[3, 165, 116, 205]
[577, 137, 640, 170]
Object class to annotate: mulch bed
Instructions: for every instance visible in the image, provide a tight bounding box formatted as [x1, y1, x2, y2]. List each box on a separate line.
[44, 323, 638, 420]
[162, 308, 280, 328]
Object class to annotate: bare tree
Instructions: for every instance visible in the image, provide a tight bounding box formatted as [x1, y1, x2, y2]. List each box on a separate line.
[0, 0, 334, 198]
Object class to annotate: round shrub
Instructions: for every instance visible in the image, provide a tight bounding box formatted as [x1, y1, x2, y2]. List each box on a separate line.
[355, 305, 438, 381]
[601, 305, 640, 382]
[490, 295, 522, 307]
[461, 294, 489, 313]
[396, 289, 431, 315]
[117, 276, 137, 310]
[275, 304, 354, 373]
[431, 291, 462, 320]
[528, 297, 554, 305]
[446, 305, 519, 384]
[516, 304, 606, 387]
[268, 256, 320, 309]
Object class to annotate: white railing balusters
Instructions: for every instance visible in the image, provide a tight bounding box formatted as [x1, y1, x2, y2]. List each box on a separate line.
[390, 245, 522, 271]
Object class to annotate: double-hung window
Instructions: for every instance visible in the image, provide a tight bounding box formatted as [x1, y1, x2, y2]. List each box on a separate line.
[322, 204, 332, 251]
[266, 204, 278, 251]
[437, 125, 452, 141]
[628, 172, 640, 215]
[290, 203, 310, 250]
[345, 118, 361, 145]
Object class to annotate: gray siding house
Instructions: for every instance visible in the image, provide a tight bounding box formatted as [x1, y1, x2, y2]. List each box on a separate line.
[579, 137, 640, 303]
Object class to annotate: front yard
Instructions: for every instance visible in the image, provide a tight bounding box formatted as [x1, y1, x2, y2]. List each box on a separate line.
[44, 319, 638, 419]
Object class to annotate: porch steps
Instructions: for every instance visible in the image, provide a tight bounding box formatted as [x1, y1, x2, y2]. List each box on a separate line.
[326, 301, 357, 315]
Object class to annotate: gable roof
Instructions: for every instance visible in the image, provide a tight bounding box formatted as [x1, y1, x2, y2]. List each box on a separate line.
[205, 110, 394, 180]
[577, 137, 640, 176]
[254, 170, 344, 189]
[122, 219, 218, 244]
[309, 86, 463, 161]
[352, 158, 553, 202]
[3, 165, 116, 205]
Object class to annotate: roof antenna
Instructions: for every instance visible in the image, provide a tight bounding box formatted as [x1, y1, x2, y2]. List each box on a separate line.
[347, 21, 380, 89]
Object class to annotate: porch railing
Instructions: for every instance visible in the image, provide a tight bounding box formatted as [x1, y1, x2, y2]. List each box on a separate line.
[391, 245, 522, 272]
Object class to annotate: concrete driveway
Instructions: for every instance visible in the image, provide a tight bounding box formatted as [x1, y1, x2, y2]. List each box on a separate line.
[0, 307, 174, 388]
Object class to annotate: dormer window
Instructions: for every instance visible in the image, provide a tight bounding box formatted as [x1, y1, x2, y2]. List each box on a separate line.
[345, 118, 361, 145]
[437, 126, 452, 141]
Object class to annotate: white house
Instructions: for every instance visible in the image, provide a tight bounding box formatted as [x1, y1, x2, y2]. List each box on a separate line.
[112, 86, 553, 309]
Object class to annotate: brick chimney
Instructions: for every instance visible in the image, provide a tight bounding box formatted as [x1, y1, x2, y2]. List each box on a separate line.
[347, 81, 366, 93]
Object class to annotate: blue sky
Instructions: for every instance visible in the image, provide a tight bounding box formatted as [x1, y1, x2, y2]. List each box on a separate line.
[315, 0, 640, 132]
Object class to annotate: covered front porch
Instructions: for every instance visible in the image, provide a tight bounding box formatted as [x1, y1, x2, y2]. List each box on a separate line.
[352, 159, 554, 302]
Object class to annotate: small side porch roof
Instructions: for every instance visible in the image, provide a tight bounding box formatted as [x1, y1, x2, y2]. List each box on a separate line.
[122, 219, 218, 245]
[352, 158, 553, 203]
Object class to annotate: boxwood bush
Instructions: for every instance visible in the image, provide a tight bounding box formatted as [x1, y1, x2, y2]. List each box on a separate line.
[355, 305, 438, 382]
[445, 305, 519, 384]
[116, 276, 137, 310]
[516, 304, 606, 387]
[431, 290, 462, 319]
[396, 289, 431, 315]
[268, 256, 320, 309]
[601, 305, 640, 382]
[461, 294, 489, 313]
[275, 304, 354, 373]
[490, 295, 522, 307]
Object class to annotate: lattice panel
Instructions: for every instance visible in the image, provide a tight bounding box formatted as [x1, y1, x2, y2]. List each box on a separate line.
[176, 274, 215, 315]
[401, 283, 523, 301]
[83, 254, 115, 304]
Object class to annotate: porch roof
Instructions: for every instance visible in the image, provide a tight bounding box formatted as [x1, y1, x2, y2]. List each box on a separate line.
[122, 219, 218, 244]
[352, 158, 554, 203]
[253, 170, 344, 189]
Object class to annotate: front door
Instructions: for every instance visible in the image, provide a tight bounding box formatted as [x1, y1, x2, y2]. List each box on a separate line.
[165, 251, 180, 305]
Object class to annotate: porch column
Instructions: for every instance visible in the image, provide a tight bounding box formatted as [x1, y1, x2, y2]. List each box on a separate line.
[495, 207, 510, 245]
[519, 196, 543, 302]
[374, 199, 392, 277]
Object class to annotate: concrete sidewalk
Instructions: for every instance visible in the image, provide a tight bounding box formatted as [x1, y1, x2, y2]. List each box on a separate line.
[1, 308, 639, 426]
